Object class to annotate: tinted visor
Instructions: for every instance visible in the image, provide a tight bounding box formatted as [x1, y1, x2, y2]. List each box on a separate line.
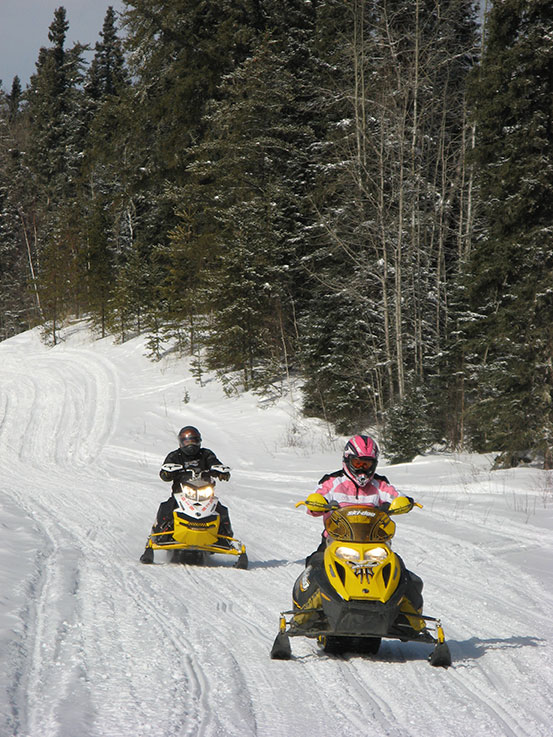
[349, 457, 376, 473]
[179, 431, 201, 446]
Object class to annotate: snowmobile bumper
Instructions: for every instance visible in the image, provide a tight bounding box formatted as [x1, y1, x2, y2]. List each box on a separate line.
[146, 531, 247, 559]
[280, 604, 434, 641]
[271, 608, 451, 666]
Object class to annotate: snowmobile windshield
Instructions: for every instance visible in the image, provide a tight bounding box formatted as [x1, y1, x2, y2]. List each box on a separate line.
[325, 505, 395, 543]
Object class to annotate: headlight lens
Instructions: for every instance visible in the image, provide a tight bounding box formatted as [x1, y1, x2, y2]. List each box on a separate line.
[334, 546, 389, 564]
[365, 547, 388, 563]
[196, 487, 214, 501]
[335, 546, 361, 562]
[184, 486, 214, 502]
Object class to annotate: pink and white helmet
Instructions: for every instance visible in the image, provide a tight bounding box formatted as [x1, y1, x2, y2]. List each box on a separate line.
[342, 435, 379, 486]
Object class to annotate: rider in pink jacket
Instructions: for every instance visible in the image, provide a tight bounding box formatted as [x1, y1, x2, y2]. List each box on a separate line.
[305, 435, 399, 561]
[304, 434, 423, 610]
[308, 435, 399, 519]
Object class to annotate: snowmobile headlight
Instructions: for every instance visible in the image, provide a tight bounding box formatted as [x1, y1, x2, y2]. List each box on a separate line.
[184, 486, 214, 502]
[196, 487, 214, 501]
[335, 546, 361, 562]
[364, 547, 389, 563]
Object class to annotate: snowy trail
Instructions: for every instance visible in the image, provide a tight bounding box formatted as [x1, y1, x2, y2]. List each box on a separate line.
[0, 325, 552, 737]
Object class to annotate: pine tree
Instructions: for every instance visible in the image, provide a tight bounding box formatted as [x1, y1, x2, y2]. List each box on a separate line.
[7, 77, 22, 122]
[171, 44, 299, 386]
[94, 0, 264, 344]
[300, 0, 479, 434]
[83, 197, 115, 337]
[23, 7, 87, 342]
[154, 204, 211, 356]
[86, 6, 127, 102]
[464, 0, 553, 466]
[122, 0, 260, 173]
[26, 8, 86, 202]
[81, 6, 129, 336]
[168, 1, 322, 389]
[0, 86, 35, 338]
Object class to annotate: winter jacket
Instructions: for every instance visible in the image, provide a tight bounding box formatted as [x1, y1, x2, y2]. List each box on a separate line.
[160, 447, 222, 493]
[308, 470, 399, 526]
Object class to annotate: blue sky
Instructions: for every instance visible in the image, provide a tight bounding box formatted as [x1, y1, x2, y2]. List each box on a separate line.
[0, 0, 125, 91]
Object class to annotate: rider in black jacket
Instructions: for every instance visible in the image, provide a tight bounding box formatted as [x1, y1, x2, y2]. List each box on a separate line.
[140, 426, 232, 563]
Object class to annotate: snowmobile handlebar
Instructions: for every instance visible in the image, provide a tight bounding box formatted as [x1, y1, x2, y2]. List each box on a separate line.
[210, 464, 231, 481]
[161, 462, 230, 482]
[296, 494, 422, 515]
[161, 462, 184, 477]
[388, 496, 423, 514]
[296, 494, 340, 512]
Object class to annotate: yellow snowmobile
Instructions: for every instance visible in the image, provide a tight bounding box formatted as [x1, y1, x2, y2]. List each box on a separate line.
[270, 495, 451, 666]
[142, 469, 248, 569]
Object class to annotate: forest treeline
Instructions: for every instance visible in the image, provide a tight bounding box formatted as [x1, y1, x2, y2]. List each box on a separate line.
[1, 1, 552, 467]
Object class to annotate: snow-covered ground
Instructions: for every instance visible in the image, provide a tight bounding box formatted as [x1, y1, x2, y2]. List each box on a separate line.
[1, 323, 552, 737]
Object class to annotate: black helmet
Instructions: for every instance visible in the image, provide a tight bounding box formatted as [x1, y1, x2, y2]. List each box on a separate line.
[178, 426, 202, 457]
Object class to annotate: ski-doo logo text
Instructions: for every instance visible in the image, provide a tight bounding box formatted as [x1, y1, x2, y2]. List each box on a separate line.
[346, 509, 375, 517]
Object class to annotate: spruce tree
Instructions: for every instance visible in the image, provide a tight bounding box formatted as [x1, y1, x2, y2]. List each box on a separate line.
[98, 0, 263, 344]
[7, 77, 22, 122]
[0, 87, 35, 338]
[81, 6, 129, 336]
[168, 0, 323, 389]
[172, 43, 302, 386]
[465, 0, 553, 466]
[24, 7, 87, 342]
[86, 6, 127, 101]
[26, 7, 86, 202]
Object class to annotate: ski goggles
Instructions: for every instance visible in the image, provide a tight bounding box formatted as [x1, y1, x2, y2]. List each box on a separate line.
[349, 457, 376, 472]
